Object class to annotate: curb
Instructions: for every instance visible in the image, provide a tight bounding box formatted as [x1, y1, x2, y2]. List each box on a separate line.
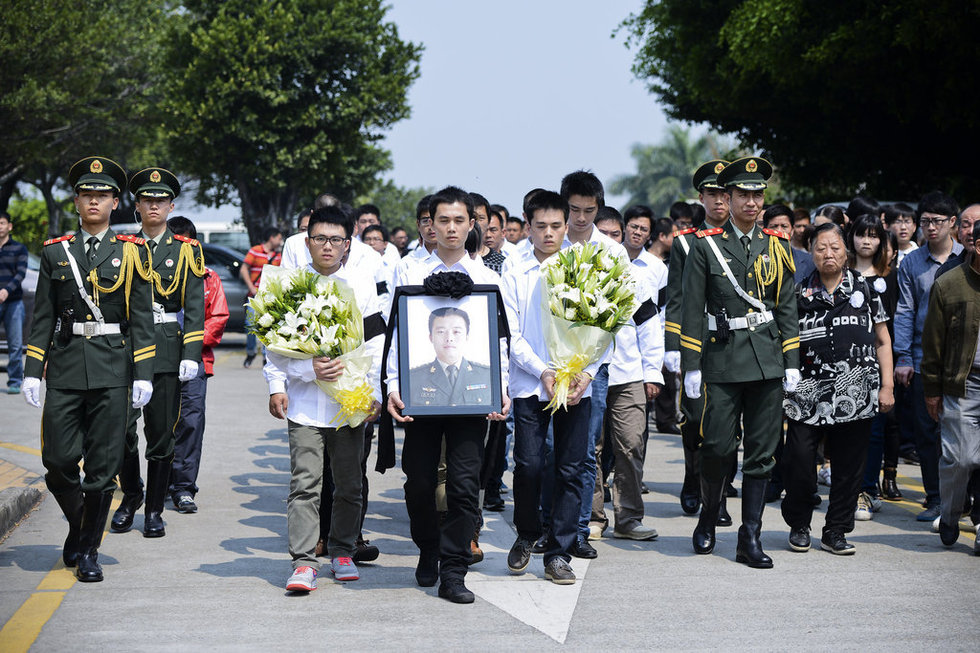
[0, 481, 45, 543]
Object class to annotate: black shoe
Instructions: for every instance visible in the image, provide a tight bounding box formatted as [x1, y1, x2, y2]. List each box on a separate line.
[717, 500, 733, 527]
[820, 531, 855, 555]
[811, 492, 823, 507]
[352, 536, 379, 563]
[680, 492, 701, 515]
[938, 520, 959, 546]
[243, 354, 256, 368]
[507, 536, 534, 574]
[680, 451, 701, 514]
[544, 557, 576, 585]
[788, 526, 811, 552]
[174, 495, 198, 514]
[531, 534, 548, 554]
[142, 460, 170, 538]
[482, 490, 505, 512]
[901, 450, 920, 466]
[640, 482, 650, 495]
[603, 483, 612, 503]
[657, 423, 681, 435]
[725, 483, 738, 498]
[110, 455, 144, 533]
[438, 578, 474, 604]
[693, 476, 726, 555]
[569, 538, 597, 559]
[415, 551, 439, 587]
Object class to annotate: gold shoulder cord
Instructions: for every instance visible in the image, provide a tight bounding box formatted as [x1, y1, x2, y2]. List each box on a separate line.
[87, 242, 155, 318]
[152, 242, 206, 305]
[753, 237, 795, 305]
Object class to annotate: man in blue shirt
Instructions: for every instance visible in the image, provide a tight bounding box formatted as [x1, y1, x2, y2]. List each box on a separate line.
[893, 191, 963, 521]
[0, 211, 29, 394]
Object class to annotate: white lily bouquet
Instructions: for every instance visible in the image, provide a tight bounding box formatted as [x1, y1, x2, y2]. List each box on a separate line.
[540, 242, 638, 413]
[248, 266, 376, 427]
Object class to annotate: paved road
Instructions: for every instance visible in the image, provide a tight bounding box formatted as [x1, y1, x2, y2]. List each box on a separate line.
[1, 342, 977, 651]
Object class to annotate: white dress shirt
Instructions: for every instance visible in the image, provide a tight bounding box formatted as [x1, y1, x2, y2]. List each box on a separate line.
[607, 249, 667, 387]
[501, 248, 607, 400]
[385, 250, 508, 399]
[263, 264, 385, 428]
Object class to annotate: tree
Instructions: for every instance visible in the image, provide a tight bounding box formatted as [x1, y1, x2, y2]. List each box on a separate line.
[610, 125, 729, 215]
[620, 1, 980, 203]
[0, 0, 169, 235]
[354, 180, 434, 236]
[161, 0, 422, 244]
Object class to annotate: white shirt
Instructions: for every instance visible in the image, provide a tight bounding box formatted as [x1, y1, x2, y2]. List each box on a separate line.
[279, 232, 311, 270]
[500, 240, 518, 258]
[263, 264, 385, 428]
[385, 250, 508, 398]
[607, 250, 667, 386]
[501, 247, 608, 400]
[383, 241, 401, 267]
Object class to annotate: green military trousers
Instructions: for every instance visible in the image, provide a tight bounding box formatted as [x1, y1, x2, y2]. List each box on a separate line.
[699, 378, 783, 482]
[124, 371, 181, 462]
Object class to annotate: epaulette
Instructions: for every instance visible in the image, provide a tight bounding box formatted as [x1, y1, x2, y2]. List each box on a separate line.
[676, 227, 697, 237]
[43, 235, 73, 246]
[762, 228, 789, 240]
[174, 234, 201, 247]
[696, 227, 724, 238]
[117, 234, 146, 245]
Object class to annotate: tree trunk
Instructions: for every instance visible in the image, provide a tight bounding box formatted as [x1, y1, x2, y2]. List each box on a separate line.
[237, 181, 300, 246]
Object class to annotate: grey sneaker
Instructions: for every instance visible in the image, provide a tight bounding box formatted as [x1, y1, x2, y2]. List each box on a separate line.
[612, 523, 659, 541]
[286, 566, 317, 592]
[544, 558, 576, 585]
[507, 537, 534, 574]
[331, 556, 359, 581]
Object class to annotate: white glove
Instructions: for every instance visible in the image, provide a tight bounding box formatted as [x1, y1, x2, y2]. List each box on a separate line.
[684, 371, 702, 399]
[23, 377, 41, 408]
[783, 368, 801, 394]
[178, 360, 199, 382]
[664, 350, 681, 374]
[132, 380, 154, 409]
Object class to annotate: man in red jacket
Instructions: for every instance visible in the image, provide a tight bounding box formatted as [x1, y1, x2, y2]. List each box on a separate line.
[167, 216, 230, 513]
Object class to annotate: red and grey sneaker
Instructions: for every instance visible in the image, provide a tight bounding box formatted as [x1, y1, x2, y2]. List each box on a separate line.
[330, 556, 359, 581]
[286, 566, 317, 592]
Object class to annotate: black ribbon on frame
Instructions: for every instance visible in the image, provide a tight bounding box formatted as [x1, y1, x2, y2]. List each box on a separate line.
[375, 272, 511, 474]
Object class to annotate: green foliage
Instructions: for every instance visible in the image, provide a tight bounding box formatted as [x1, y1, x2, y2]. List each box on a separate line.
[5, 196, 56, 254]
[620, 1, 980, 203]
[161, 0, 422, 242]
[355, 180, 434, 235]
[610, 125, 731, 215]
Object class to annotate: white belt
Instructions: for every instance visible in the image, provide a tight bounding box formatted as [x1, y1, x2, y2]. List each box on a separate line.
[707, 310, 774, 331]
[72, 322, 122, 336]
[154, 312, 179, 324]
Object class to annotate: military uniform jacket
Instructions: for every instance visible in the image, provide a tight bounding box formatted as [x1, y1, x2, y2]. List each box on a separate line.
[408, 357, 493, 407]
[680, 221, 799, 383]
[146, 229, 206, 373]
[664, 225, 701, 353]
[25, 230, 155, 390]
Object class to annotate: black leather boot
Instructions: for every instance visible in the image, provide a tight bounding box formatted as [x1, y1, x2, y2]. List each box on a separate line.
[110, 454, 144, 533]
[735, 477, 773, 569]
[680, 449, 701, 515]
[143, 459, 170, 538]
[881, 467, 902, 500]
[76, 491, 114, 582]
[53, 490, 83, 567]
[693, 476, 726, 554]
[717, 491, 733, 527]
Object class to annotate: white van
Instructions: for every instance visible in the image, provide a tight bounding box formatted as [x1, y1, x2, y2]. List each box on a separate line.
[112, 220, 251, 254]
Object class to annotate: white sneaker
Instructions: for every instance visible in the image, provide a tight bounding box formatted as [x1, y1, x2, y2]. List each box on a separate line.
[931, 516, 941, 533]
[286, 566, 317, 592]
[854, 492, 873, 521]
[588, 524, 603, 541]
[817, 465, 832, 487]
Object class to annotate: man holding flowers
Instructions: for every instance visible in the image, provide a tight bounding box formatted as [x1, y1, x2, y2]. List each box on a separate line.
[262, 205, 386, 591]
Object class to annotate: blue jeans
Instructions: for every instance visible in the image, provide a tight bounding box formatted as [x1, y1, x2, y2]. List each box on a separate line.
[0, 299, 24, 386]
[577, 364, 609, 538]
[910, 375, 940, 506]
[512, 396, 592, 563]
[245, 305, 258, 355]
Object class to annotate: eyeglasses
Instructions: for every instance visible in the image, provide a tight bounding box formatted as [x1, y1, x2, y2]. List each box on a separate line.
[309, 235, 348, 247]
[893, 217, 914, 225]
[627, 223, 651, 234]
[919, 216, 950, 227]
[417, 218, 433, 227]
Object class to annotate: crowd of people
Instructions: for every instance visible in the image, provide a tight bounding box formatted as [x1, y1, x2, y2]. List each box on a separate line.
[9, 155, 979, 602]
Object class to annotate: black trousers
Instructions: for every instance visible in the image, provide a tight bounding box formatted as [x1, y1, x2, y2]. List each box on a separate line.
[781, 418, 872, 536]
[170, 364, 208, 498]
[654, 366, 679, 428]
[402, 416, 486, 581]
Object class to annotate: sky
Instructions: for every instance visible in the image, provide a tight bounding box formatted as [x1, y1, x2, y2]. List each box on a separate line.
[382, 0, 670, 214]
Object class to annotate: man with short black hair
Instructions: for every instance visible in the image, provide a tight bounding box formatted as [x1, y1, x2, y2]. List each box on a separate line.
[505, 215, 525, 245]
[884, 203, 919, 266]
[670, 201, 695, 230]
[763, 205, 816, 283]
[0, 211, 28, 394]
[594, 207, 624, 243]
[894, 191, 964, 522]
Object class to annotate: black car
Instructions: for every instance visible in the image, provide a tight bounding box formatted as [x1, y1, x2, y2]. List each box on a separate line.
[201, 243, 250, 333]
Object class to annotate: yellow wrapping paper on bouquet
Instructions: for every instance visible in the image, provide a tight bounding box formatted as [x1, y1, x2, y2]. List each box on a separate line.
[540, 279, 615, 414]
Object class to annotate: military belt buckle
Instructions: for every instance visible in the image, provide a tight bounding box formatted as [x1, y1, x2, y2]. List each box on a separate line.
[746, 313, 763, 328]
[83, 322, 97, 337]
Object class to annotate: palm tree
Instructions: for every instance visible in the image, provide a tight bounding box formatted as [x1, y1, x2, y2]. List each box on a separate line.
[609, 125, 729, 215]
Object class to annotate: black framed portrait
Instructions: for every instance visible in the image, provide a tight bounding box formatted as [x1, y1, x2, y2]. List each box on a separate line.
[397, 290, 503, 416]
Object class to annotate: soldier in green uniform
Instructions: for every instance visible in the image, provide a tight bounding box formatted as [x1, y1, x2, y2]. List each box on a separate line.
[22, 156, 156, 582]
[663, 160, 735, 520]
[110, 167, 206, 537]
[679, 156, 800, 568]
[408, 306, 492, 408]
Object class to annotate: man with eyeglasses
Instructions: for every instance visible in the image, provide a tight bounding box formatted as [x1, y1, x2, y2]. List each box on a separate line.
[265, 205, 385, 590]
[894, 191, 963, 522]
[884, 203, 919, 267]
